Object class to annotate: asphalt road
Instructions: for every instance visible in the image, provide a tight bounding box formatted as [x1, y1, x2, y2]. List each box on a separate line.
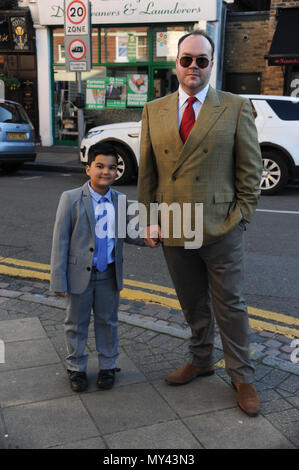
[0, 168, 298, 321]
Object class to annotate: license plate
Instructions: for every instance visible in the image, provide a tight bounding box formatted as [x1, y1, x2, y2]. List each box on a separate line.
[7, 133, 27, 140]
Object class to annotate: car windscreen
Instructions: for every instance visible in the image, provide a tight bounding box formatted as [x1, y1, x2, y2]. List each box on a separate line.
[0, 102, 31, 124]
[266, 99, 299, 121]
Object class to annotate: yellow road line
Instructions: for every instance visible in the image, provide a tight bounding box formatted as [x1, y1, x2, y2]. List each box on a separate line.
[120, 288, 179, 309]
[0, 258, 299, 338]
[249, 318, 299, 338]
[0, 257, 50, 271]
[248, 306, 299, 327]
[0, 265, 50, 280]
[124, 279, 176, 296]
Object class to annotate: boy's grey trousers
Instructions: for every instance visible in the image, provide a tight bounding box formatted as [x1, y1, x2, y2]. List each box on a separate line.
[64, 263, 120, 372]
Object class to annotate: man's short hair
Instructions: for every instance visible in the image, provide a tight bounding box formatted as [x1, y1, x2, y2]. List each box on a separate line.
[87, 142, 119, 166]
[178, 29, 215, 60]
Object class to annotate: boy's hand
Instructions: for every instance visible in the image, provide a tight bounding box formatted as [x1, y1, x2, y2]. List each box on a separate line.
[55, 292, 67, 298]
[144, 225, 162, 248]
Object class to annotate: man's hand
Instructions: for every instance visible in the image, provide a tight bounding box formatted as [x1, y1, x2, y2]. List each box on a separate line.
[144, 225, 162, 248]
[55, 292, 67, 298]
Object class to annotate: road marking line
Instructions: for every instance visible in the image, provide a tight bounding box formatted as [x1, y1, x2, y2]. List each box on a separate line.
[248, 306, 299, 327]
[257, 209, 299, 214]
[0, 257, 50, 271]
[249, 318, 298, 338]
[124, 279, 176, 296]
[0, 265, 50, 280]
[1, 257, 299, 338]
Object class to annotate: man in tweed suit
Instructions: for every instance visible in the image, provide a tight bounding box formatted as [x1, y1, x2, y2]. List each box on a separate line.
[137, 30, 262, 416]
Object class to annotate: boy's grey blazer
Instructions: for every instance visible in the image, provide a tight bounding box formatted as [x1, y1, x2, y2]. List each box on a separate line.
[50, 182, 141, 294]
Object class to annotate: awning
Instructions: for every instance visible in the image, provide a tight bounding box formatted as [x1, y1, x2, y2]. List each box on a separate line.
[266, 8, 299, 66]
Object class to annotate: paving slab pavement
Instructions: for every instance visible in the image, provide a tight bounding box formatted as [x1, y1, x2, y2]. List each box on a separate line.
[0, 275, 299, 451]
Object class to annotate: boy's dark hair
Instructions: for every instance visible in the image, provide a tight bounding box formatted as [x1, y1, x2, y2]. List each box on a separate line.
[178, 29, 215, 60]
[87, 142, 119, 166]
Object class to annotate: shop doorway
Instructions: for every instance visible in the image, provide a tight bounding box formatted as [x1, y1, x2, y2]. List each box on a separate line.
[225, 73, 262, 95]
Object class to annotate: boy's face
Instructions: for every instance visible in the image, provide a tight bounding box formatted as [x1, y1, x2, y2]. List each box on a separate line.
[85, 154, 118, 194]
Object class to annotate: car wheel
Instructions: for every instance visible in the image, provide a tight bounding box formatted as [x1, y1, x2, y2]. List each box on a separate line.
[1, 163, 24, 173]
[112, 144, 134, 185]
[260, 151, 289, 195]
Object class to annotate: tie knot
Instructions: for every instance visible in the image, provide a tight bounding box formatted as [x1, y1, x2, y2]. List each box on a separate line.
[187, 96, 197, 105]
[99, 196, 108, 204]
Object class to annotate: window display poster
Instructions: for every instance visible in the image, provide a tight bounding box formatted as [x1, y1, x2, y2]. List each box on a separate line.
[127, 74, 148, 107]
[106, 77, 127, 109]
[127, 33, 137, 63]
[86, 78, 106, 109]
[156, 31, 188, 58]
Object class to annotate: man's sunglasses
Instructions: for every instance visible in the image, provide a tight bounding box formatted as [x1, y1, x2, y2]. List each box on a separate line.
[178, 56, 210, 69]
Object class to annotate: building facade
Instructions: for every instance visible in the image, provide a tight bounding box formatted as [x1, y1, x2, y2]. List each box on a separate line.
[19, 0, 231, 146]
[0, 8, 39, 133]
[224, 0, 299, 97]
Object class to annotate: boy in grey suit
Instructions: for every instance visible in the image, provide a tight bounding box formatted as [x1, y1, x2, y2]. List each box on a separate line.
[50, 142, 143, 392]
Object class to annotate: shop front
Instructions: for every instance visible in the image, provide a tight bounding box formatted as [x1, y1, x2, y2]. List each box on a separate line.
[0, 8, 38, 135]
[266, 7, 299, 96]
[23, 0, 227, 146]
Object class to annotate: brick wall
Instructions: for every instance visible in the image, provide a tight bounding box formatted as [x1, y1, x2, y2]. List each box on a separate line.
[262, 0, 299, 94]
[224, 0, 299, 95]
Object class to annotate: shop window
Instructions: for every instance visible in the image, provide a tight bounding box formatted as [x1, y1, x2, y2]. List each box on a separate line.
[11, 17, 29, 51]
[100, 27, 149, 63]
[153, 26, 193, 62]
[53, 66, 106, 141]
[0, 19, 10, 51]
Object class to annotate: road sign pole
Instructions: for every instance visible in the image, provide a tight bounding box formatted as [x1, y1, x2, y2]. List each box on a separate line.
[64, 0, 91, 159]
[76, 71, 85, 159]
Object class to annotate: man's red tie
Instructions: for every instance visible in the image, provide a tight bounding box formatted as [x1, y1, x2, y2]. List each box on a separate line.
[179, 96, 197, 143]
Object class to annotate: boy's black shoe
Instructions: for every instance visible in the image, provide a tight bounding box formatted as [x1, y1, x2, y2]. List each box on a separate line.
[97, 368, 120, 390]
[67, 370, 88, 392]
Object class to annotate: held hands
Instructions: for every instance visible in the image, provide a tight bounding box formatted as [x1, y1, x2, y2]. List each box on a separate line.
[144, 225, 162, 248]
[55, 292, 67, 298]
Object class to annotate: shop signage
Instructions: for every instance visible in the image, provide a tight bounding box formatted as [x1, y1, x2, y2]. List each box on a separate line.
[64, 0, 91, 72]
[106, 77, 127, 109]
[86, 78, 105, 109]
[127, 74, 148, 107]
[38, 0, 217, 25]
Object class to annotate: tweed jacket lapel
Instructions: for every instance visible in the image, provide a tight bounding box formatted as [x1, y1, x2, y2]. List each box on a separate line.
[159, 91, 183, 154]
[173, 87, 227, 174]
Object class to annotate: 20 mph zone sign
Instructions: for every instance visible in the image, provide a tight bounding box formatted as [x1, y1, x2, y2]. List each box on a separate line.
[64, 0, 91, 72]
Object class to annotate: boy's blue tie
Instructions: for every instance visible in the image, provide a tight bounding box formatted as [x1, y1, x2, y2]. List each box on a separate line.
[96, 196, 108, 272]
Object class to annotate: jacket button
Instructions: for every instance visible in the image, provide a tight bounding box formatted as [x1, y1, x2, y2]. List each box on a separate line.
[87, 267, 91, 271]
[164, 149, 169, 154]
[172, 175, 176, 181]
[195, 176, 200, 181]
[90, 247, 94, 252]
[203, 148, 208, 153]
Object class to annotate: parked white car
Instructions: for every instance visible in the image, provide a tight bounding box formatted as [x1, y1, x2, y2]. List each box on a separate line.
[80, 95, 299, 194]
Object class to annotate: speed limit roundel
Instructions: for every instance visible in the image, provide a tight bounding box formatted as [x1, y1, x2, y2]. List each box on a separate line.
[67, 0, 87, 25]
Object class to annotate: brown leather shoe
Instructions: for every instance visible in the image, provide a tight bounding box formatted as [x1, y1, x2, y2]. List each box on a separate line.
[232, 381, 260, 417]
[165, 363, 214, 385]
